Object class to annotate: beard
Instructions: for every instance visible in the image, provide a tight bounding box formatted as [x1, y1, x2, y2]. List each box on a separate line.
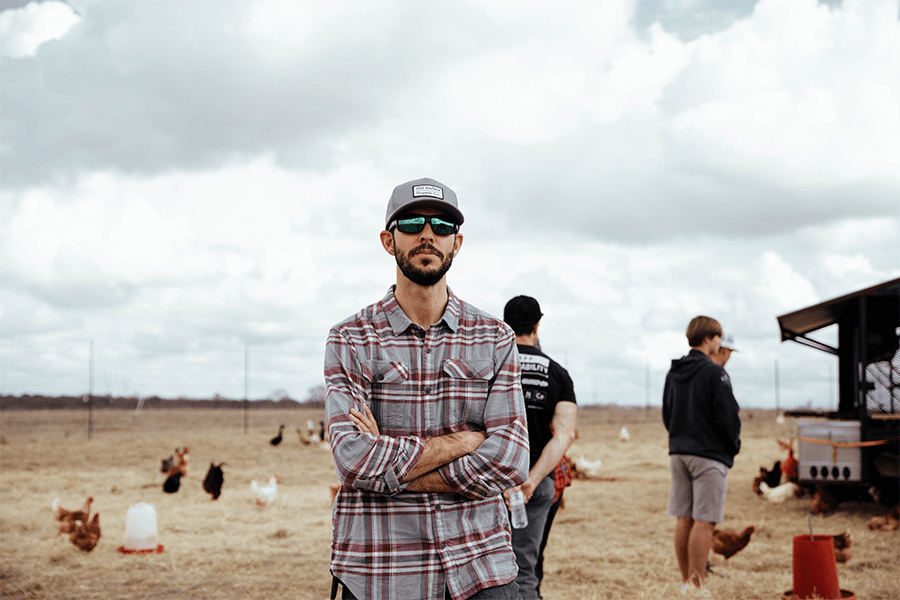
[395, 242, 455, 287]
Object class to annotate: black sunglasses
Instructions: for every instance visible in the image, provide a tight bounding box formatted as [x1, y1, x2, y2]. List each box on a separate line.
[388, 214, 459, 236]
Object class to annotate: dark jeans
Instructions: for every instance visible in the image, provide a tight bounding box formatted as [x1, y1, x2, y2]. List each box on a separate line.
[337, 579, 521, 600]
[535, 491, 563, 586]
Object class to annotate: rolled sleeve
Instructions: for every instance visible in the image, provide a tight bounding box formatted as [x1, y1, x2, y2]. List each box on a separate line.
[325, 328, 426, 495]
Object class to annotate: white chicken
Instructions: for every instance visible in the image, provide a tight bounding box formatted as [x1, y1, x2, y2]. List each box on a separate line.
[574, 455, 602, 478]
[759, 481, 799, 506]
[251, 475, 280, 507]
[619, 426, 631, 442]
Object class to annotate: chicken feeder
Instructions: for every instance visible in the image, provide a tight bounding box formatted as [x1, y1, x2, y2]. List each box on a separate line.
[781, 534, 855, 600]
[118, 502, 164, 554]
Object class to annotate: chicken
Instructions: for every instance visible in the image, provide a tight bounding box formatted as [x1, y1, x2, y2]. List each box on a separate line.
[867, 507, 900, 531]
[619, 426, 630, 442]
[710, 525, 755, 565]
[251, 474, 279, 507]
[52, 496, 92, 536]
[203, 462, 225, 500]
[811, 485, 839, 516]
[69, 513, 101, 552]
[759, 481, 799, 506]
[573, 455, 602, 479]
[160, 453, 175, 474]
[751, 469, 766, 497]
[831, 531, 853, 563]
[51, 497, 101, 552]
[763, 461, 782, 488]
[163, 446, 191, 493]
[298, 420, 326, 445]
[270, 424, 285, 446]
[778, 440, 798, 484]
[753, 460, 782, 498]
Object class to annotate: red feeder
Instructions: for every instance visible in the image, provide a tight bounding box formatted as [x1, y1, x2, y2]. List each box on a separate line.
[781, 534, 855, 600]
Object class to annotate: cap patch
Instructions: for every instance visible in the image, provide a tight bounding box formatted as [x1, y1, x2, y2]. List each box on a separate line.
[412, 184, 444, 200]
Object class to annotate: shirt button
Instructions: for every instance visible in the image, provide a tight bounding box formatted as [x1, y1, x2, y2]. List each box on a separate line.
[466, 371, 474, 377]
[424, 387, 432, 395]
[425, 429, 432, 437]
[425, 348, 432, 354]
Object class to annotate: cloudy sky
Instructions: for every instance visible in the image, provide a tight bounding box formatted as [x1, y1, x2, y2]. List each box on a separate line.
[1, 0, 898, 410]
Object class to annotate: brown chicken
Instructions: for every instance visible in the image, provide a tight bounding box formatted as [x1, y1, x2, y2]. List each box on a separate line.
[68, 513, 102, 552]
[811, 485, 839, 516]
[51, 496, 101, 552]
[831, 531, 853, 563]
[52, 496, 92, 536]
[867, 507, 900, 531]
[710, 525, 756, 565]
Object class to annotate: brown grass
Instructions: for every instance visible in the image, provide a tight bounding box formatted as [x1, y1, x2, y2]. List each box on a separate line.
[1, 406, 898, 600]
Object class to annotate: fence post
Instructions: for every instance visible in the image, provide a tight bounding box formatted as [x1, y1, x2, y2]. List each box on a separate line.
[88, 339, 94, 441]
[244, 344, 249, 434]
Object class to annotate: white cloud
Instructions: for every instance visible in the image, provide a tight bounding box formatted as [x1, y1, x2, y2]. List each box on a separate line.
[0, 0, 897, 407]
[0, 0, 79, 57]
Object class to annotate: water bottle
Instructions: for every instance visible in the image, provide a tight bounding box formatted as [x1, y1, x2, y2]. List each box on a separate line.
[509, 489, 528, 529]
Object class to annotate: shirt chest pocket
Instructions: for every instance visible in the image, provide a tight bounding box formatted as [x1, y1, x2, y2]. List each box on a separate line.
[361, 360, 411, 430]
[443, 358, 494, 425]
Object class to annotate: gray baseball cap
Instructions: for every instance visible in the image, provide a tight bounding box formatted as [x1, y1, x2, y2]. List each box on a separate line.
[385, 177, 465, 229]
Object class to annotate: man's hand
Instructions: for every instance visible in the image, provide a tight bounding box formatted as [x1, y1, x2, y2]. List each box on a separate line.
[348, 403, 380, 436]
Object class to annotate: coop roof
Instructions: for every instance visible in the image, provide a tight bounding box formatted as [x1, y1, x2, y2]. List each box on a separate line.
[777, 278, 900, 354]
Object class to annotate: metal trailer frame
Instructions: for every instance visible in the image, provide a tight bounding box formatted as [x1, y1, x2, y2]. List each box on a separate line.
[777, 278, 899, 491]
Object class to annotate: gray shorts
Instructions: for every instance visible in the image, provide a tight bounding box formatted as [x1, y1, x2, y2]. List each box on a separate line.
[668, 454, 728, 523]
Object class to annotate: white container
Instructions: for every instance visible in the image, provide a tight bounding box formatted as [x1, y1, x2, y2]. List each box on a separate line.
[797, 419, 862, 483]
[123, 502, 158, 550]
[509, 489, 528, 529]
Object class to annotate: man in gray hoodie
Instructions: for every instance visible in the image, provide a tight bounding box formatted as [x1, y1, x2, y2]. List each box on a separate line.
[662, 316, 741, 594]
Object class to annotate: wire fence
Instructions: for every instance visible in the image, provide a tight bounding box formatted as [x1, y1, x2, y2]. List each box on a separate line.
[0, 339, 326, 403]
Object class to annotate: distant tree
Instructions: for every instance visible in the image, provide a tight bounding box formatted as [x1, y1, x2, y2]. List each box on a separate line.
[303, 385, 326, 405]
[271, 389, 293, 402]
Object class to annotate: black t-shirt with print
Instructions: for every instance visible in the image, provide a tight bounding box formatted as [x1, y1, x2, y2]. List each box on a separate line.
[517, 344, 577, 468]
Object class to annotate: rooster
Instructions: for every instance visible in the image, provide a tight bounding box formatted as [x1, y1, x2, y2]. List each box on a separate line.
[759, 481, 799, 506]
[710, 525, 755, 565]
[831, 531, 853, 563]
[777, 439, 798, 484]
[203, 462, 225, 500]
[163, 446, 191, 493]
[251, 474, 279, 507]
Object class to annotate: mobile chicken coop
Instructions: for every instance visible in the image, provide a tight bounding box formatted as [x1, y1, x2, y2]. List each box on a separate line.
[777, 278, 899, 504]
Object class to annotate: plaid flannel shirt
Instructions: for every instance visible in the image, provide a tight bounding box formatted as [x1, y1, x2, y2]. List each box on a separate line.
[325, 287, 530, 600]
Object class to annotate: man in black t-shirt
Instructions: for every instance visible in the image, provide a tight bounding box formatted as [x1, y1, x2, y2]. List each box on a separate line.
[503, 296, 577, 600]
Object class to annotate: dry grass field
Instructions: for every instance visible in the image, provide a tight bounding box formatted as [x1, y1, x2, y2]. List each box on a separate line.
[1, 406, 898, 600]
